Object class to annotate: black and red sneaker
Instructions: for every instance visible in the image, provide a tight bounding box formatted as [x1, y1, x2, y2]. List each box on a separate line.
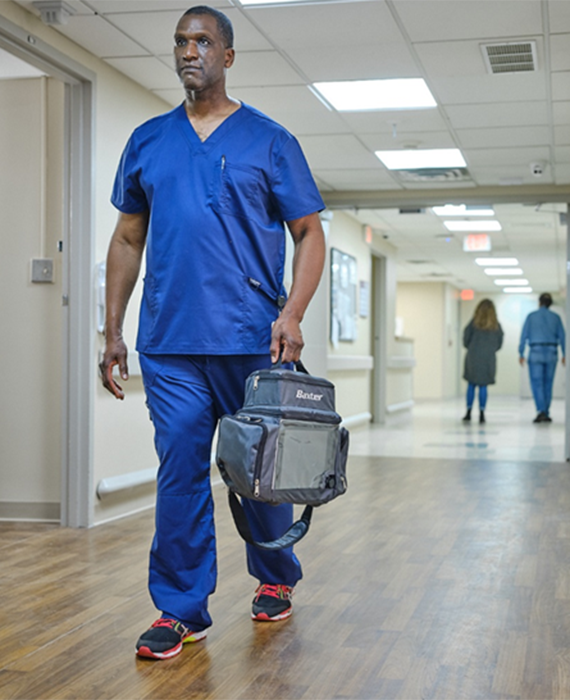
[251, 584, 294, 621]
[136, 618, 207, 659]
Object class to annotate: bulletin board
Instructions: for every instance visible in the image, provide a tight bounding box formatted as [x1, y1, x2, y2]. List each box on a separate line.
[330, 248, 357, 344]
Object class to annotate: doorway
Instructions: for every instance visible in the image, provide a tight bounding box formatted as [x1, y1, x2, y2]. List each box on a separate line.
[0, 17, 95, 526]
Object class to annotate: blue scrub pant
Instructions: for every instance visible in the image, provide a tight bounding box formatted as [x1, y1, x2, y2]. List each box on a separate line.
[528, 360, 557, 415]
[466, 384, 487, 410]
[139, 354, 303, 631]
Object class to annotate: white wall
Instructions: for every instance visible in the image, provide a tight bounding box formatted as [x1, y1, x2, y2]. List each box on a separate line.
[460, 292, 566, 399]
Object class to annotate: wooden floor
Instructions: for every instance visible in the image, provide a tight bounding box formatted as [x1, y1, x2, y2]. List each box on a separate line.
[2, 455, 570, 700]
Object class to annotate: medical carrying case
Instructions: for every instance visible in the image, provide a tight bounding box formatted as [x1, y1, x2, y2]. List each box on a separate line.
[215, 359, 349, 550]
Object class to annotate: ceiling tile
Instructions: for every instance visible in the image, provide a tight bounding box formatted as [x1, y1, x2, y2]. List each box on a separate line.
[87, 0, 230, 13]
[289, 43, 419, 82]
[393, 0, 543, 42]
[554, 125, 570, 145]
[226, 85, 351, 136]
[226, 51, 304, 88]
[444, 101, 548, 129]
[339, 109, 448, 134]
[550, 34, 570, 71]
[429, 74, 547, 105]
[359, 130, 456, 151]
[555, 164, 570, 182]
[463, 146, 550, 166]
[246, 1, 401, 49]
[108, 7, 272, 55]
[54, 15, 149, 58]
[548, 0, 570, 32]
[468, 166, 553, 186]
[552, 72, 570, 100]
[296, 134, 381, 170]
[455, 126, 550, 149]
[105, 56, 180, 90]
[553, 101, 570, 125]
[313, 169, 400, 191]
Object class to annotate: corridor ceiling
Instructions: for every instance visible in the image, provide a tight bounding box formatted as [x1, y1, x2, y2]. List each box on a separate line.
[11, 0, 570, 293]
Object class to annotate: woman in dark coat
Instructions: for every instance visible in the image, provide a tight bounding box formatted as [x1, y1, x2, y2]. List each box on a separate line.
[462, 298, 504, 423]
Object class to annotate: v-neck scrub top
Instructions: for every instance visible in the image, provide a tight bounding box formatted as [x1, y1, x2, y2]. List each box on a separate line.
[111, 103, 325, 355]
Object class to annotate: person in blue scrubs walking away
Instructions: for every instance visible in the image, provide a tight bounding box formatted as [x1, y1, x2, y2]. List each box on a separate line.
[462, 299, 504, 424]
[99, 6, 326, 660]
[519, 293, 566, 423]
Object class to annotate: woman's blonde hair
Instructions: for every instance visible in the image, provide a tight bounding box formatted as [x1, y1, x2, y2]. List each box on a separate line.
[473, 299, 499, 330]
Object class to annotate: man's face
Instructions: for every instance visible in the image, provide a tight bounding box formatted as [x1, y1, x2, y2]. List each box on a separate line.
[174, 14, 234, 93]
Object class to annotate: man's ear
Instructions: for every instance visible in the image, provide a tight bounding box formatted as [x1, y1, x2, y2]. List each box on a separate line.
[225, 48, 235, 68]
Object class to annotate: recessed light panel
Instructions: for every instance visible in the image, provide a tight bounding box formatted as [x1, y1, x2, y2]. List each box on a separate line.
[432, 204, 495, 216]
[484, 268, 523, 276]
[312, 78, 437, 112]
[475, 258, 518, 266]
[493, 279, 529, 285]
[445, 221, 501, 232]
[503, 287, 532, 293]
[375, 149, 466, 170]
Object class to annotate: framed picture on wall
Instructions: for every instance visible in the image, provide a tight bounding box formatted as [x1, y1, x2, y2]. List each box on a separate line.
[330, 247, 357, 345]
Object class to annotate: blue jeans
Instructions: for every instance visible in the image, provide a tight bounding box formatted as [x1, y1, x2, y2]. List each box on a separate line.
[528, 360, 557, 415]
[139, 353, 303, 631]
[466, 383, 487, 410]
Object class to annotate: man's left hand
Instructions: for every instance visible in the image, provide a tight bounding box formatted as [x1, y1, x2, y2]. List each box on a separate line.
[270, 311, 304, 364]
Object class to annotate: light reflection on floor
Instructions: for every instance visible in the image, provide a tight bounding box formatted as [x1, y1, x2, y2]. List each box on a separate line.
[349, 396, 565, 463]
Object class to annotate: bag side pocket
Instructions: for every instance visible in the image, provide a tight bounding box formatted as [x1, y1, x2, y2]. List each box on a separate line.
[216, 415, 267, 498]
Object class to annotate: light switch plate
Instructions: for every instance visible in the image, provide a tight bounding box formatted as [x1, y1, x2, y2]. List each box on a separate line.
[31, 258, 54, 283]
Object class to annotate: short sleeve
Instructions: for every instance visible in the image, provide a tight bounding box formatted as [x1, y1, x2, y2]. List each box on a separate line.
[110, 134, 149, 213]
[271, 136, 325, 222]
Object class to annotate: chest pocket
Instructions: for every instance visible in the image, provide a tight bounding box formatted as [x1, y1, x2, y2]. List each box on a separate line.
[211, 158, 270, 225]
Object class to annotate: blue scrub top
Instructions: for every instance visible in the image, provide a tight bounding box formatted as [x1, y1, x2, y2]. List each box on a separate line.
[519, 306, 566, 361]
[111, 103, 325, 355]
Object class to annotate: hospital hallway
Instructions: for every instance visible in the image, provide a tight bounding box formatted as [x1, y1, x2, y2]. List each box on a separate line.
[2, 397, 570, 700]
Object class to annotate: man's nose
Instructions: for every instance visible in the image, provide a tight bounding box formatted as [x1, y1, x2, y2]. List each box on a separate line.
[182, 40, 199, 59]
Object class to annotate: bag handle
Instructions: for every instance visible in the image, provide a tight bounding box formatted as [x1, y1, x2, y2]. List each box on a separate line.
[272, 348, 309, 375]
[227, 490, 313, 550]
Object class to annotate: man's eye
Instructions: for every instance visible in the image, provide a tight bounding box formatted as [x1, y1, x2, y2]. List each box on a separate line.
[175, 38, 186, 47]
[199, 37, 210, 45]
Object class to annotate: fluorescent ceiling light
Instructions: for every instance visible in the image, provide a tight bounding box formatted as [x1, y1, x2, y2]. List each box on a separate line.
[375, 148, 466, 170]
[503, 287, 532, 293]
[240, 0, 305, 4]
[484, 268, 523, 276]
[312, 79, 436, 112]
[475, 257, 518, 266]
[493, 278, 529, 286]
[432, 204, 495, 217]
[444, 220, 501, 232]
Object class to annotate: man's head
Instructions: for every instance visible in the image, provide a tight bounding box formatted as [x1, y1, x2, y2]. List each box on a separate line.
[539, 292, 553, 308]
[182, 6, 234, 48]
[174, 6, 235, 95]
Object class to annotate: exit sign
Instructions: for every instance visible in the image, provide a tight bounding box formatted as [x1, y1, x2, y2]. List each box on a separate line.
[463, 234, 491, 252]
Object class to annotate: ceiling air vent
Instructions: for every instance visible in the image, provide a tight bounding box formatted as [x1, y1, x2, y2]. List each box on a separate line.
[394, 167, 471, 183]
[481, 41, 537, 74]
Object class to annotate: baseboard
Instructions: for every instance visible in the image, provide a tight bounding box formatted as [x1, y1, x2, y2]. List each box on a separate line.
[0, 501, 60, 522]
[341, 412, 372, 428]
[386, 400, 415, 414]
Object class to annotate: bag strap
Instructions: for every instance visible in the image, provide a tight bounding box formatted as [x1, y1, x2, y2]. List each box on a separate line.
[227, 490, 313, 550]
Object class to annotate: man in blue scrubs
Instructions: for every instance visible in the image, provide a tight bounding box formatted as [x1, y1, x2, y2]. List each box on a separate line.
[99, 6, 326, 660]
[519, 293, 566, 423]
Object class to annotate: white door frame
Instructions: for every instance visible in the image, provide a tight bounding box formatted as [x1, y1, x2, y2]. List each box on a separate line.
[0, 15, 95, 526]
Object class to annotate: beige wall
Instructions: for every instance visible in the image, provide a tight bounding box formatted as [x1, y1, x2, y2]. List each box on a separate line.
[0, 77, 64, 519]
[327, 212, 373, 421]
[396, 282, 461, 400]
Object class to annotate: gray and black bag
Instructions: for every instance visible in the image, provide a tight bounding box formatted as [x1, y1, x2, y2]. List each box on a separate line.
[215, 359, 349, 550]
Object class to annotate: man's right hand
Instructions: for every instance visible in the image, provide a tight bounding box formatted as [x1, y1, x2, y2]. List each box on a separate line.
[99, 338, 129, 400]
[519, 356, 525, 367]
